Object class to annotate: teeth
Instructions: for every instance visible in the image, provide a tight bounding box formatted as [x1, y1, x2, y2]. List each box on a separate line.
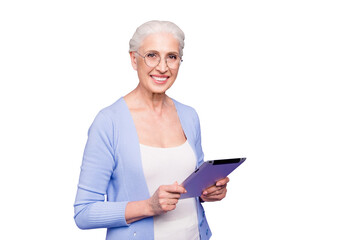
[152, 76, 167, 81]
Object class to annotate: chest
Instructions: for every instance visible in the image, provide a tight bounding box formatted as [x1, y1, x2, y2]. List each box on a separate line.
[131, 110, 186, 147]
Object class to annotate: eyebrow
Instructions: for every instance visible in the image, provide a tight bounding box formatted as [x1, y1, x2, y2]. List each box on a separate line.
[145, 50, 180, 55]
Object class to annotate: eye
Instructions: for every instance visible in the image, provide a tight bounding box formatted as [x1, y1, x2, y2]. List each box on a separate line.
[168, 54, 178, 60]
[145, 52, 158, 58]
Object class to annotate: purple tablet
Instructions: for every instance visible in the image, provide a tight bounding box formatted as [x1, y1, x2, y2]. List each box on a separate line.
[180, 158, 246, 199]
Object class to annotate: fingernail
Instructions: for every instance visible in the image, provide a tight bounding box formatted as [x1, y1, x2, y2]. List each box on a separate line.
[203, 191, 207, 195]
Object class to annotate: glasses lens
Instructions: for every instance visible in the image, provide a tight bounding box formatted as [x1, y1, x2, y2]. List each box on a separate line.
[144, 52, 160, 68]
[167, 54, 180, 69]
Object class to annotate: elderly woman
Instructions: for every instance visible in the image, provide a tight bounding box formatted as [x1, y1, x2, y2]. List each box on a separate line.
[74, 20, 229, 240]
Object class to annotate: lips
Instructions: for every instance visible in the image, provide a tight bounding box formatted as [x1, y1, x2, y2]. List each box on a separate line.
[151, 75, 169, 84]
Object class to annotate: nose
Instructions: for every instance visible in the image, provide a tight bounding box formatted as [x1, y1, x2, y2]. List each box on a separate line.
[155, 57, 169, 72]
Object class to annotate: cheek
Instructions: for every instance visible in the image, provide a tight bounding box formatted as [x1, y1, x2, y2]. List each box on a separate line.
[137, 64, 152, 77]
[137, 70, 148, 82]
[170, 69, 179, 79]
[137, 68, 154, 85]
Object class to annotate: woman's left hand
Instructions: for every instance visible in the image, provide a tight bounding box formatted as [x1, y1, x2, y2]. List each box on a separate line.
[200, 177, 229, 202]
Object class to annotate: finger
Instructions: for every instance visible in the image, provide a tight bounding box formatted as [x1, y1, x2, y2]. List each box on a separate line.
[158, 186, 186, 199]
[202, 185, 217, 195]
[162, 204, 177, 212]
[162, 183, 187, 194]
[159, 198, 178, 206]
[204, 188, 223, 197]
[158, 192, 182, 200]
[207, 188, 227, 197]
[216, 177, 230, 186]
[201, 188, 227, 201]
[203, 184, 226, 195]
[173, 181, 187, 193]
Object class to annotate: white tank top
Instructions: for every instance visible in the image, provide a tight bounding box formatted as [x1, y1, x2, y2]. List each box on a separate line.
[140, 141, 200, 240]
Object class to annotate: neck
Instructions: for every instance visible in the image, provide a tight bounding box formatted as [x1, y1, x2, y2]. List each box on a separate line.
[126, 84, 170, 114]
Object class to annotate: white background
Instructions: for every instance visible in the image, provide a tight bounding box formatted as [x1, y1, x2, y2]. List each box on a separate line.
[1, 0, 359, 239]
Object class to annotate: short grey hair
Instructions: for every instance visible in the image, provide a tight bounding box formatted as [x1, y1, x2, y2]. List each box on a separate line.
[129, 20, 185, 57]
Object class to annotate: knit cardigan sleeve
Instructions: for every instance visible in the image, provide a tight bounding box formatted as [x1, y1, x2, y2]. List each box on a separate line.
[194, 109, 205, 166]
[74, 111, 129, 229]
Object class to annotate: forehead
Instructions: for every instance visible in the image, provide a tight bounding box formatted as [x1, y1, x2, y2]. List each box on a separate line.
[140, 32, 179, 54]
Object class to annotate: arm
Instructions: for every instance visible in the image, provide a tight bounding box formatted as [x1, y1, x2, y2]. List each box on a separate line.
[75, 177, 186, 228]
[74, 112, 129, 229]
[125, 182, 186, 224]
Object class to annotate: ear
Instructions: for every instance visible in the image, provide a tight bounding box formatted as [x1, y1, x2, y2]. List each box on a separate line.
[130, 52, 138, 70]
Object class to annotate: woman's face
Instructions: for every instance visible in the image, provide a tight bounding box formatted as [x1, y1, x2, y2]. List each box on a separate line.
[130, 32, 181, 95]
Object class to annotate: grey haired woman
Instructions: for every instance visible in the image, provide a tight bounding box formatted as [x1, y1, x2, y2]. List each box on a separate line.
[74, 20, 229, 240]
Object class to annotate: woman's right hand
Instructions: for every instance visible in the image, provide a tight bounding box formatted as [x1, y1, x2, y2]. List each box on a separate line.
[147, 181, 187, 216]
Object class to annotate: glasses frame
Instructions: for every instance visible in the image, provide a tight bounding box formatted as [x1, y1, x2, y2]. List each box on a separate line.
[135, 51, 183, 69]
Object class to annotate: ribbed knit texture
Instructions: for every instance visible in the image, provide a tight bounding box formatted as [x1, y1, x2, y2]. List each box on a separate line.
[75, 201, 129, 229]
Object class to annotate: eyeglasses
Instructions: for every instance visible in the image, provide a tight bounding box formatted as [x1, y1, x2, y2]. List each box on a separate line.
[135, 51, 182, 69]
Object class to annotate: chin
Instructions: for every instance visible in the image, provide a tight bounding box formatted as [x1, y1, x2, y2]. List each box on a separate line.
[150, 81, 175, 94]
[150, 86, 170, 94]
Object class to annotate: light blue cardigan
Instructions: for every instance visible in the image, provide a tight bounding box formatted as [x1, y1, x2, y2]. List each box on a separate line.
[74, 97, 212, 240]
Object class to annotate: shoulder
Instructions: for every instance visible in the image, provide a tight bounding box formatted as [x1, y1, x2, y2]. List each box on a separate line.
[89, 97, 129, 131]
[172, 98, 199, 120]
[98, 97, 127, 119]
[172, 98, 201, 132]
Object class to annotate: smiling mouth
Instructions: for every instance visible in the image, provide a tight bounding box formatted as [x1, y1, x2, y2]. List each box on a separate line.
[151, 75, 169, 84]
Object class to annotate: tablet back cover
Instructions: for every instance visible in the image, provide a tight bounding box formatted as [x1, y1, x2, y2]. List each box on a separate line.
[180, 158, 246, 199]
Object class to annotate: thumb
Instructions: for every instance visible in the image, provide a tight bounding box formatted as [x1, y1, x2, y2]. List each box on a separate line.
[174, 181, 187, 193]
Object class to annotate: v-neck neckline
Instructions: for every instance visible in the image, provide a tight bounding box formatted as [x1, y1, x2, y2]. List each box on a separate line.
[121, 97, 189, 148]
